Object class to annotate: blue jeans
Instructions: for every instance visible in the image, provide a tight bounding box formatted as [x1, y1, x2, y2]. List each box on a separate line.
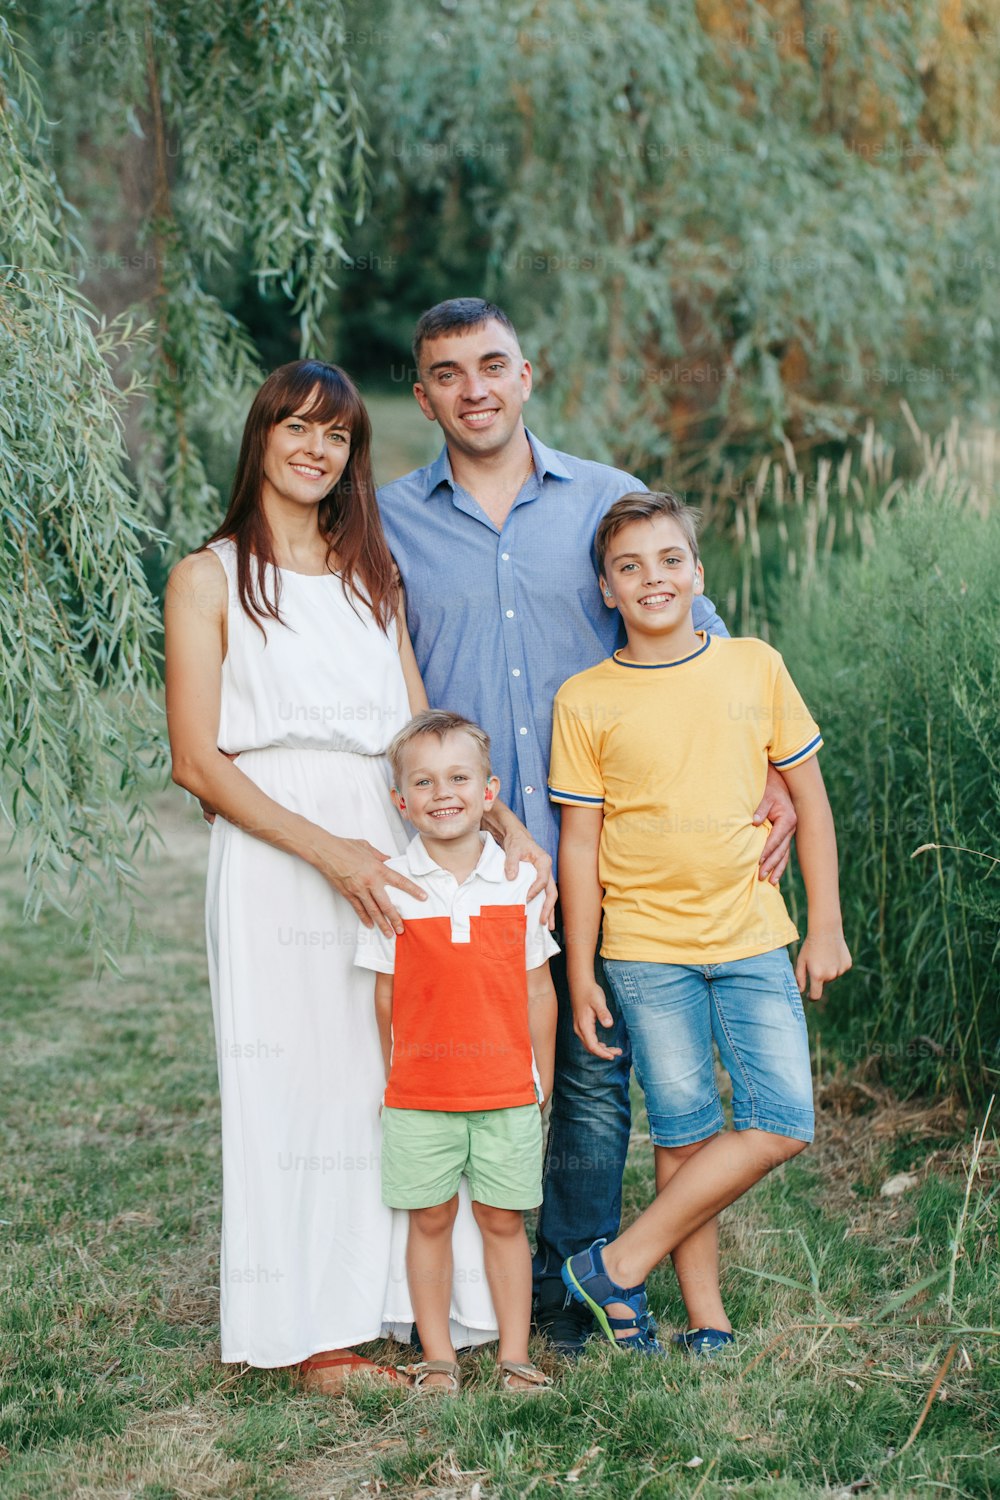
[532, 942, 633, 1283]
[603, 947, 815, 1146]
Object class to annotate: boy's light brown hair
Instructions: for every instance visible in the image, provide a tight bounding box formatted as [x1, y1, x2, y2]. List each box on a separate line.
[388, 709, 492, 788]
[595, 491, 701, 574]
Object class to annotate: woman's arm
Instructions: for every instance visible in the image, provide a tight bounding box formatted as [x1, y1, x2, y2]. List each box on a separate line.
[396, 588, 429, 717]
[558, 804, 621, 1060]
[164, 550, 425, 935]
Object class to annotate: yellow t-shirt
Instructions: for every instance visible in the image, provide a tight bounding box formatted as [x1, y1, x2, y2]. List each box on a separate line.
[548, 633, 823, 965]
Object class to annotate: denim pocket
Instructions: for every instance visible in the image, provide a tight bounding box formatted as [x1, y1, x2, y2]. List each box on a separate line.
[781, 964, 807, 1021]
[602, 960, 639, 1007]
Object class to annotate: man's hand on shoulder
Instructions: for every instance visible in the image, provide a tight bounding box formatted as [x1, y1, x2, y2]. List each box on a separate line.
[484, 800, 557, 925]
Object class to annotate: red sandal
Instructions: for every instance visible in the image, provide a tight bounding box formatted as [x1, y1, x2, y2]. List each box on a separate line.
[299, 1351, 405, 1397]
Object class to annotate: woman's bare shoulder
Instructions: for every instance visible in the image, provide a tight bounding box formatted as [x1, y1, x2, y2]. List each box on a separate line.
[167, 547, 229, 612]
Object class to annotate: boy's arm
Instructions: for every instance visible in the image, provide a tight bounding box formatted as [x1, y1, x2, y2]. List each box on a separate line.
[781, 756, 852, 1000]
[558, 805, 622, 1060]
[526, 960, 557, 1106]
[374, 972, 394, 1080]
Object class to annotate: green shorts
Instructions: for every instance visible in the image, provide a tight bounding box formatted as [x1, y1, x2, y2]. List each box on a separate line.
[380, 1104, 543, 1210]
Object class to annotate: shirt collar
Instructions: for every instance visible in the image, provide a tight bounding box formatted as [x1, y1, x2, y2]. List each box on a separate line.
[421, 429, 572, 499]
[611, 631, 711, 670]
[403, 831, 508, 883]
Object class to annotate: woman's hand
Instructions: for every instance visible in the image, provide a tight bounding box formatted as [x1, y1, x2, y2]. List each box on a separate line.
[317, 836, 426, 936]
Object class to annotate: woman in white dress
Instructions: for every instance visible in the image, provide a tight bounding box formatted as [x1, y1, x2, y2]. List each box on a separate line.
[164, 361, 548, 1391]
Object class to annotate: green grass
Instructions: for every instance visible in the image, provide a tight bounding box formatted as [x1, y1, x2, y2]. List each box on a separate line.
[0, 797, 997, 1498]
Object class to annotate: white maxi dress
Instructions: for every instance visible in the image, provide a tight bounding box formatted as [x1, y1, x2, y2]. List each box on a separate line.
[204, 539, 496, 1366]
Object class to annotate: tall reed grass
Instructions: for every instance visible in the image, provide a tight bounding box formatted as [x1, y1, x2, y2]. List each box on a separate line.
[696, 402, 999, 639]
[693, 407, 999, 1102]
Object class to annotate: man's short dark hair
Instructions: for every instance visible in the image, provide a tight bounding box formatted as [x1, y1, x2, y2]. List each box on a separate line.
[412, 298, 519, 370]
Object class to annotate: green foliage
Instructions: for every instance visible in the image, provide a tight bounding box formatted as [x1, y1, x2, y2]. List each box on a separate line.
[0, 20, 162, 955]
[0, 2, 371, 946]
[13, 0, 369, 551]
[346, 0, 1000, 471]
[774, 489, 1000, 1101]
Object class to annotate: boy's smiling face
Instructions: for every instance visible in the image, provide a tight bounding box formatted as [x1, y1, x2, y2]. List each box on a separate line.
[392, 730, 500, 844]
[600, 514, 705, 646]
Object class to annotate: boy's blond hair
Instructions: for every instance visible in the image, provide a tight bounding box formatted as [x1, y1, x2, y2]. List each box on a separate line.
[388, 709, 492, 787]
[595, 491, 701, 573]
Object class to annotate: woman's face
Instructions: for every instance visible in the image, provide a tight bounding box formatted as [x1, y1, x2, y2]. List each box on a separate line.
[261, 398, 353, 512]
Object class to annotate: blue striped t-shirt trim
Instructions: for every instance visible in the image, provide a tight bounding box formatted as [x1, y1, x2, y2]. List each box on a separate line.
[548, 787, 605, 807]
[771, 733, 824, 769]
[611, 636, 712, 670]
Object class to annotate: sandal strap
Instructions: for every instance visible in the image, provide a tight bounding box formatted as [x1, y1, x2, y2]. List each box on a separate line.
[302, 1353, 396, 1375]
[500, 1361, 552, 1389]
[402, 1359, 461, 1392]
[606, 1313, 643, 1330]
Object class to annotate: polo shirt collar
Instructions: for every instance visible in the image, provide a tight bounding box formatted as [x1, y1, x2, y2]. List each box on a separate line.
[403, 831, 508, 882]
[421, 430, 572, 498]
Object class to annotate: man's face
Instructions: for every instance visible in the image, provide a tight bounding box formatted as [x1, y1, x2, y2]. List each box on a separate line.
[413, 319, 532, 461]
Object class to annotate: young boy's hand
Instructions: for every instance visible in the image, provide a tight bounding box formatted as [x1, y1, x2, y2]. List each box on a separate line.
[796, 931, 852, 1002]
[570, 981, 623, 1060]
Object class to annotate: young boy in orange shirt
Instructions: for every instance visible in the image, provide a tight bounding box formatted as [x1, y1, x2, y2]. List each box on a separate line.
[356, 710, 558, 1392]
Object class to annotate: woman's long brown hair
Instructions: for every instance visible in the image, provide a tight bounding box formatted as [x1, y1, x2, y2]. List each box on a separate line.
[205, 360, 399, 633]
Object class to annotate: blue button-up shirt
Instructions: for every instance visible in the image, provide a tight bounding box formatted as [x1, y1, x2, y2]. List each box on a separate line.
[377, 431, 728, 864]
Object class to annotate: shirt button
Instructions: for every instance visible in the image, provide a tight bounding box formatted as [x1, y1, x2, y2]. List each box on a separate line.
[519, 727, 528, 735]
[524, 785, 535, 795]
[501, 552, 510, 561]
[512, 668, 521, 677]
[505, 609, 514, 618]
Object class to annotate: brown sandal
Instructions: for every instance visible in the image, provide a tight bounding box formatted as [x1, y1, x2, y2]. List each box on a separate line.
[500, 1360, 553, 1394]
[300, 1351, 405, 1397]
[400, 1359, 462, 1396]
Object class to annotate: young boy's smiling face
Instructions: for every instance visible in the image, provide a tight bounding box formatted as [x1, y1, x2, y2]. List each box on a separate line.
[600, 514, 705, 650]
[392, 730, 500, 844]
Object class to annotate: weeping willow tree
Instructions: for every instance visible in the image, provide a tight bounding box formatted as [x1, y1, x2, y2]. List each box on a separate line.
[12, 0, 368, 553]
[1, 5, 367, 950]
[1, 22, 160, 955]
[346, 0, 1000, 476]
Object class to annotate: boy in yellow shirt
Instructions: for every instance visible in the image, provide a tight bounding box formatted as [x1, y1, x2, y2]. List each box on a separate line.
[549, 491, 851, 1355]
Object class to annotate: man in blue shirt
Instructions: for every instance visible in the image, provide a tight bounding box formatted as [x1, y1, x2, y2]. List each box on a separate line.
[377, 298, 794, 1353]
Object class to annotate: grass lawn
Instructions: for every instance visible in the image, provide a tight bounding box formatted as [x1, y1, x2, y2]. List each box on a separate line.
[0, 795, 997, 1499]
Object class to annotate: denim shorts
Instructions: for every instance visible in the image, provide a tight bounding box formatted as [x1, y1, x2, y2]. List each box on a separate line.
[602, 947, 815, 1146]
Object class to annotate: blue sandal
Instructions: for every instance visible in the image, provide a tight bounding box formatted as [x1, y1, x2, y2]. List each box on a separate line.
[561, 1240, 662, 1354]
[672, 1327, 735, 1359]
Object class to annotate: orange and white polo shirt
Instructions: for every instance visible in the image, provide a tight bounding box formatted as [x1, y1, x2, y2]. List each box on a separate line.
[355, 832, 559, 1112]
